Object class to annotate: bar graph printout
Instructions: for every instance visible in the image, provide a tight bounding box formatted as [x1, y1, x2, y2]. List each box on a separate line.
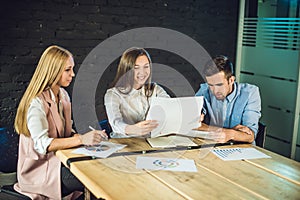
[212, 148, 271, 161]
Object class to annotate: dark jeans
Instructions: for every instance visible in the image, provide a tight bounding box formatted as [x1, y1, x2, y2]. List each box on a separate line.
[61, 166, 84, 198]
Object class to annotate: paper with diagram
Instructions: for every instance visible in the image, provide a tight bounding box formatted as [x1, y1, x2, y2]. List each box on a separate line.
[136, 156, 197, 172]
[72, 141, 126, 158]
[211, 148, 271, 161]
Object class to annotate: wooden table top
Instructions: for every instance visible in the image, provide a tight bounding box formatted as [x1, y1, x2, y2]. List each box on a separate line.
[56, 137, 300, 200]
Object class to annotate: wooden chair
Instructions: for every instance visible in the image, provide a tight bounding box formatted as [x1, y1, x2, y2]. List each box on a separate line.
[255, 122, 267, 148]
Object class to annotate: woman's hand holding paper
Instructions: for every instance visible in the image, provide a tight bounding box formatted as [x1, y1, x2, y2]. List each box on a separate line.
[125, 120, 158, 136]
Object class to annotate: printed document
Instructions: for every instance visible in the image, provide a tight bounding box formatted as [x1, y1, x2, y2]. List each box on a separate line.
[136, 156, 197, 172]
[146, 96, 203, 138]
[212, 148, 271, 161]
[72, 141, 126, 158]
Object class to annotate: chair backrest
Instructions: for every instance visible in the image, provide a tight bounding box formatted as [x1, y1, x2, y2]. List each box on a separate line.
[0, 172, 17, 187]
[0, 127, 19, 187]
[0, 127, 19, 173]
[99, 119, 112, 138]
[255, 122, 267, 148]
[0, 127, 30, 199]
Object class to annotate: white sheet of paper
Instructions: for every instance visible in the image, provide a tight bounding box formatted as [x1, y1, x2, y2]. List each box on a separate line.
[146, 135, 197, 148]
[136, 156, 197, 172]
[72, 141, 126, 158]
[185, 130, 211, 139]
[146, 96, 203, 138]
[212, 148, 271, 161]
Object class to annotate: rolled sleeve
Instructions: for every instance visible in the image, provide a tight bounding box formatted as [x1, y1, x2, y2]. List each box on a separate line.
[242, 86, 261, 136]
[27, 97, 54, 155]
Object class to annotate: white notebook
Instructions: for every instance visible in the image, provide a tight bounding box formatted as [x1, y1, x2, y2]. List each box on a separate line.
[146, 135, 197, 148]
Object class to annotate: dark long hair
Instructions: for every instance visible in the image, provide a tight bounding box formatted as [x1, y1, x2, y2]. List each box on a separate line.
[112, 47, 155, 97]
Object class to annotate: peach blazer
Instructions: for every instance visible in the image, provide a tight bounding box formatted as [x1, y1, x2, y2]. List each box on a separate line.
[14, 88, 76, 200]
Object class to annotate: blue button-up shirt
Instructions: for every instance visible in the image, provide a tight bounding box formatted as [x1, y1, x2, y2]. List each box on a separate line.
[195, 82, 261, 136]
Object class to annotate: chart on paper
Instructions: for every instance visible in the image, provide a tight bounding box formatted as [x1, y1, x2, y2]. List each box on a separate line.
[211, 148, 271, 161]
[136, 156, 198, 172]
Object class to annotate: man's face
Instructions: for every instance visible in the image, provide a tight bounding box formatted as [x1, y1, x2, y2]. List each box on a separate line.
[206, 71, 235, 100]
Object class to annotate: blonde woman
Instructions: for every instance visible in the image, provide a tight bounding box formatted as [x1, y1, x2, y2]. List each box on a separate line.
[104, 47, 170, 138]
[14, 45, 107, 199]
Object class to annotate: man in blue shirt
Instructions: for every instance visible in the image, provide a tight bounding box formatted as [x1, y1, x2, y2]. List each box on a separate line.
[195, 55, 261, 143]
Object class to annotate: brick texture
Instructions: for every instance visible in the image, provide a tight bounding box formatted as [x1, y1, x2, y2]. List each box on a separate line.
[0, 0, 239, 129]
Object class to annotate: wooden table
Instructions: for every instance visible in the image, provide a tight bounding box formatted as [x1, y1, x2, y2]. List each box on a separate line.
[56, 138, 300, 200]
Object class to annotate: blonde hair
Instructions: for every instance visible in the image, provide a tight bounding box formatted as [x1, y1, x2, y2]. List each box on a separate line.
[112, 47, 154, 96]
[14, 45, 73, 136]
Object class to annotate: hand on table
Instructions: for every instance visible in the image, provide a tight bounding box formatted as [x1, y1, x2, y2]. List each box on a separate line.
[233, 124, 253, 135]
[197, 123, 254, 143]
[207, 129, 234, 143]
[197, 123, 234, 143]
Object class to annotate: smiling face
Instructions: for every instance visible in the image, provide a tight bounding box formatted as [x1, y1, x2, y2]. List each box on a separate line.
[206, 71, 235, 100]
[133, 55, 150, 89]
[58, 56, 75, 87]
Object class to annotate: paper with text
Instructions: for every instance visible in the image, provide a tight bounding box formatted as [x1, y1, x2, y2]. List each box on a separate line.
[146, 96, 203, 138]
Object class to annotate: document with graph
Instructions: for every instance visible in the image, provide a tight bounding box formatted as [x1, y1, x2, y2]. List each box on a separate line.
[136, 156, 197, 172]
[211, 148, 271, 161]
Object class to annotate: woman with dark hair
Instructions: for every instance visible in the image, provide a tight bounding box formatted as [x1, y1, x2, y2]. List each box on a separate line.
[104, 47, 170, 138]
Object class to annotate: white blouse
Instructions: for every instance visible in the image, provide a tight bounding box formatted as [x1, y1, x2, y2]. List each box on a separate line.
[104, 84, 170, 137]
[27, 88, 67, 155]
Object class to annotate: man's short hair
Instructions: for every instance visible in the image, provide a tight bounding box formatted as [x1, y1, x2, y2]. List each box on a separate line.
[202, 55, 234, 80]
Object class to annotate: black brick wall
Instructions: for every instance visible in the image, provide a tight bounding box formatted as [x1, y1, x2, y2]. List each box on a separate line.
[0, 0, 239, 130]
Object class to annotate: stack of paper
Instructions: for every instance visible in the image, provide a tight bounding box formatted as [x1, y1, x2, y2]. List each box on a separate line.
[146, 135, 197, 148]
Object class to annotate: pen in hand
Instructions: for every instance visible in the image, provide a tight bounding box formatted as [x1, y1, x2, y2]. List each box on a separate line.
[89, 126, 108, 141]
